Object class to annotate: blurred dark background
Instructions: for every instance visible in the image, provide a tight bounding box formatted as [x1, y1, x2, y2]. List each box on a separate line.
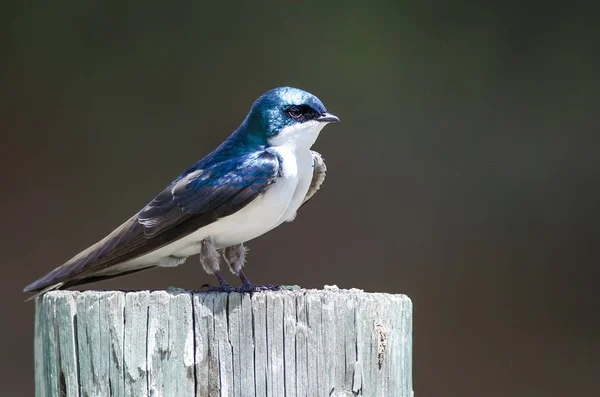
[1, 1, 598, 396]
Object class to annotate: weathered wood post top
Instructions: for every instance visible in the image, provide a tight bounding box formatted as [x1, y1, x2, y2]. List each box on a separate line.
[35, 287, 413, 397]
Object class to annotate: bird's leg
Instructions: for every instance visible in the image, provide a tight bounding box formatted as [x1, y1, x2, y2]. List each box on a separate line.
[212, 270, 232, 291]
[238, 270, 279, 292]
[238, 270, 255, 289]
[223, 243, 278, 292]
[199, 238, 233, 292]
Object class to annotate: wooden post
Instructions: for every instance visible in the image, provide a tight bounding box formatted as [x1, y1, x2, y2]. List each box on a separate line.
[34, 288, 413, 397]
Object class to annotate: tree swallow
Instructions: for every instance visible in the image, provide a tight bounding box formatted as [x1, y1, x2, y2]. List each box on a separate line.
[24, 87, 339, 297]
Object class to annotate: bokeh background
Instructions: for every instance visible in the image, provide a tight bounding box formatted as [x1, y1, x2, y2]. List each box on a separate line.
[1, 1, 598, 395]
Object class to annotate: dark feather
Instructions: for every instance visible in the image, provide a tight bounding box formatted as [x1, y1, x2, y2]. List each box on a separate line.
[24, 149, 282, 293]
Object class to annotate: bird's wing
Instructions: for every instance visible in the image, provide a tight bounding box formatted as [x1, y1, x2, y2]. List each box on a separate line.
[24, 150, 282, 293]
[301, 150, 327, 206]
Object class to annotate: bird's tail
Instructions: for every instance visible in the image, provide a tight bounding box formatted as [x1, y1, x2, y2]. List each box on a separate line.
[24, 282, 65, 302]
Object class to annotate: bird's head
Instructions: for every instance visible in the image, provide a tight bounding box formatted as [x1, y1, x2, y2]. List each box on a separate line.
[241, 87, 339, 149]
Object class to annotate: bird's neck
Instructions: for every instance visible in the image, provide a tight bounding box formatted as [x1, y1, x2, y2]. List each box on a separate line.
[225, 127, 268, 153]
[222, 119, 324, 156]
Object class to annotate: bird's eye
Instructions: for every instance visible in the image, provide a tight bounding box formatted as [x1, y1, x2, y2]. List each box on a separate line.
[287, 106, 303, 119]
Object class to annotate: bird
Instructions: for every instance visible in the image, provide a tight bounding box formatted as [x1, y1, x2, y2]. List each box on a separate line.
[24, 86, 339, 298]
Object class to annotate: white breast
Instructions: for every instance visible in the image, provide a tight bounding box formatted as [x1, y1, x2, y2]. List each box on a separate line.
[194, 143, 307, 249]
[119, 121, 325, 270]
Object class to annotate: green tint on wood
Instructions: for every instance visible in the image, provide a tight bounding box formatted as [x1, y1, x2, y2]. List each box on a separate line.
[34, 288, 413, 397]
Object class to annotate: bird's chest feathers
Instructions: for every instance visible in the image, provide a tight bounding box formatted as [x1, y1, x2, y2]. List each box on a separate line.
[275, 144, 312, 180]
[159, 123, 324, 252]
[258, 144, 313, 216]
[194, 145, 312, 248]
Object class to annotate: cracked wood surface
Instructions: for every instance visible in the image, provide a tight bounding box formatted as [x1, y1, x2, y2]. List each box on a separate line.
[34, 288, 413, 397]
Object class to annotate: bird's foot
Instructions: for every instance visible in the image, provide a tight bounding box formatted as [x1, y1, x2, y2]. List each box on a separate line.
[200, 270, 234, 292]
[199, 283, 279, 293]
[237, 270, 279, 293]
[238, 282, 280, 293]
[199, 270, 279, 293]
[200, 284, 233, 293]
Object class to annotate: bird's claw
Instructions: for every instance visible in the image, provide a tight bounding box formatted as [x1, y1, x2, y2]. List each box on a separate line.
[200, 283, 234, 293]
[199, 283, 279, 293]
[239, 283, 280, 293]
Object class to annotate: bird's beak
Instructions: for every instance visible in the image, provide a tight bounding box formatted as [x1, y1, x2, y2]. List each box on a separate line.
[316, 112, 340, 123]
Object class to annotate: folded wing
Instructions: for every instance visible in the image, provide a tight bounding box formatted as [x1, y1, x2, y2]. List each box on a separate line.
[301, 150, 327, 206]
[24, 150, 281, 294]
